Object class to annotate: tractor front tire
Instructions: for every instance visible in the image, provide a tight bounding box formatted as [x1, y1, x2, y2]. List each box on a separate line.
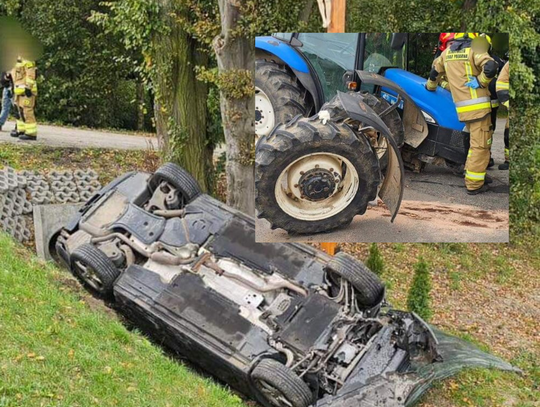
[255, 60, 309, 139]
[255, 117, 380, 235]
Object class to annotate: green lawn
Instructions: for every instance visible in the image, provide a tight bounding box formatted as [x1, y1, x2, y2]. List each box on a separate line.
[0, 234, 246, 407]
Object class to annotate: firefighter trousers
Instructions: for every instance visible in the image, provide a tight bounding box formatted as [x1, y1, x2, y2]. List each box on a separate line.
[464, 114, 493, 191]
[14, 95, 37, 136]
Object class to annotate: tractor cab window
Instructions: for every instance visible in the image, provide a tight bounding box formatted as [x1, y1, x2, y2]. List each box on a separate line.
[297, 33, 358, 102]
[362, 33, 407, 92]
[273, 33, 293, 42]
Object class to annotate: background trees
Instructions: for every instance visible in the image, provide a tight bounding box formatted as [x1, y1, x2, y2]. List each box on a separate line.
[1, 0, 537, 224]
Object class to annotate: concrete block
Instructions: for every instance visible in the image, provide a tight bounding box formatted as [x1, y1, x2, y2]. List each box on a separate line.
[33, 203, 83, 261]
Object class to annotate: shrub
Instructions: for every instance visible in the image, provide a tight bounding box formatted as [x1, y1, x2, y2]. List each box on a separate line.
[366, 243, 384, 276]
[407, 257, 432, 321]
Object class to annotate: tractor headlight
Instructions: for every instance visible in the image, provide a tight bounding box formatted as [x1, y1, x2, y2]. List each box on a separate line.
[421, 111, 436, 124]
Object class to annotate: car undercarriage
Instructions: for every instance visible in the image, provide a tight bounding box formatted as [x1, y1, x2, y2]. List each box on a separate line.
[52, 163, 517, 407]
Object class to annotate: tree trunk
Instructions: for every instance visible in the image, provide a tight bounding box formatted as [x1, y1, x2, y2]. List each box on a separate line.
[213, 0, 255, 216]
[136, 80, 145, 131]
[152, 0, 214, 193]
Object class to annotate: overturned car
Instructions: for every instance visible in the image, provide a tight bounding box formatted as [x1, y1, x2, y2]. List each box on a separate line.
[51, 164, 516, 407]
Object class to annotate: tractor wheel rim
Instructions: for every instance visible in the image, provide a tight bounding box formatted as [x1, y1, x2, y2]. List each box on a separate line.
[75, 261, 103, 291]
[255, 87, 275, 139]
[275, 153, 360, 221]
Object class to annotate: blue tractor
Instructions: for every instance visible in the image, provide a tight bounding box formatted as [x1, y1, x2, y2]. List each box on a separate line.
[255, 33, 469, 234]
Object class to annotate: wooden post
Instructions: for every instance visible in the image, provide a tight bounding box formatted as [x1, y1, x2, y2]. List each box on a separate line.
[320, 242, 338, 255]
[322, 0, 344, 257]
[327, 0, 346, 33]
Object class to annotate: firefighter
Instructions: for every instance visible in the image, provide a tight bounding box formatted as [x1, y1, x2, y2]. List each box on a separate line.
[496, 61, 509, 170]
[11, 56, 38, 140]
[426, 33, 498, 195]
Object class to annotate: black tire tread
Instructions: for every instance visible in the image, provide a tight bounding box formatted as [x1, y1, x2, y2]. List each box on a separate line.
[255, 117, 380, 234]
[252, 359, 312, 407]
[71, 243, 120, 295]
[256, 60, 309, 129]
[326, 252, 384, 306]
[150, 163, 201, 203]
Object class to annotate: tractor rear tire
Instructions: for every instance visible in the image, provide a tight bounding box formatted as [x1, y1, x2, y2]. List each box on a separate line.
[255, 60, 310, 139]
[255, 117, 380, 235]
[326, 252, 385, 307]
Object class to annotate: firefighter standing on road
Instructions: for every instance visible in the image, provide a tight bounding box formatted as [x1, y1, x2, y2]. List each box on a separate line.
[426, 33, 498, 195]
[496, 61, 509, 170]
[11, 56, 38, 140]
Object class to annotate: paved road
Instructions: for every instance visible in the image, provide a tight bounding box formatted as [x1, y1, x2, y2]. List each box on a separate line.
[0, 120, 156, 150]
[256, 119, 509, 243]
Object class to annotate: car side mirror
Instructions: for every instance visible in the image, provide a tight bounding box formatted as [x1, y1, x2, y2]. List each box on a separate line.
[391, 33, 407, 50]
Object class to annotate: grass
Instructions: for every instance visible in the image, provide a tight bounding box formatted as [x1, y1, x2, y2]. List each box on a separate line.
[0, 144, 161, 186]
[0, 234, 247, 407]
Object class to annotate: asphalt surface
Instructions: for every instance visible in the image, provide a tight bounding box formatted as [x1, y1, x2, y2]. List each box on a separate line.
[0, 120, 156, 150]
[256, 119, 509, 243]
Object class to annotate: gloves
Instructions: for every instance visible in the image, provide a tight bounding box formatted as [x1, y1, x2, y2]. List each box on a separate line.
[465, 76, 481, 89]
[424, 82, 436, 92]
[24, 88, 33, 97]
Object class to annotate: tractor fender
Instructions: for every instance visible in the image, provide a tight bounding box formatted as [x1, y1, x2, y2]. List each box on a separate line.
[256, 36, 323, 111]
[333, 91, 404, 222]
[356, 70, 429, 148]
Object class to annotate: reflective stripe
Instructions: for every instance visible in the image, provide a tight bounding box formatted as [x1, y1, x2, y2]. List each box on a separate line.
[456, 102, 491, 113]
[496, 81, 509, 90]
[464, 56, 477, 99]
[455, 97, 491, 107]
[465, 171, 485, 180]
[491, 99, 500, 107]
[25, 123, 37, 136]
[467, 150, 472, 157]
[478, 71, 491, 87]
[16, 120, 26, 131]
[14, 86, 25, 96]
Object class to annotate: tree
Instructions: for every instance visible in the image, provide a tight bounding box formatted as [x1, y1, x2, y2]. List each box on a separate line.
[407, 257, 432, 321]
[365, 243, 384, 276]
[213, 0, 255, 215]
[92, 0, 220, 193]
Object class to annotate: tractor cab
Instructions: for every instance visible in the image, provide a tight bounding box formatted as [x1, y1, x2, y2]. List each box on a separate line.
[269, 33, 408, 106]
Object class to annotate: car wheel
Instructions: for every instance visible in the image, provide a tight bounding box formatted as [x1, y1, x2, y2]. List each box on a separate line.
[149, 163, 202, 204]
[256, 60, 309, 140]
[251, 359, 313, 407]
[71, 244, 120, 296]
[326, 252, 384, 307]
[255, 117, 380, 234]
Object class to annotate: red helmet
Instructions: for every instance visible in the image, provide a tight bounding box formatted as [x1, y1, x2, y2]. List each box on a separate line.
[438, 33, 456, 51]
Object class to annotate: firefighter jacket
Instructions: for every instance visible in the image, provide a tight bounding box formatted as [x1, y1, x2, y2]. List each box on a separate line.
[427, 40, 497, 121]
[12, 60, 37, 97]
[496, 62, 509, 108]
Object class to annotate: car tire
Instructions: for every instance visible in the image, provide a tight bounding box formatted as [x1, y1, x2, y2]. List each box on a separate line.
[251, 359, 313, 407]
[256, 60, 309, 139]
[149, 163, 202, 204]
[255, 117, 380, 234]
[326, 252, 384, 306]
[71, 244, 120, 296]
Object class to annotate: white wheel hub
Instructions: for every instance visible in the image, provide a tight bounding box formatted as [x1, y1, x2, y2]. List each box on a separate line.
[255, 87, 275, 139]
[275, 153, 360, 221]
